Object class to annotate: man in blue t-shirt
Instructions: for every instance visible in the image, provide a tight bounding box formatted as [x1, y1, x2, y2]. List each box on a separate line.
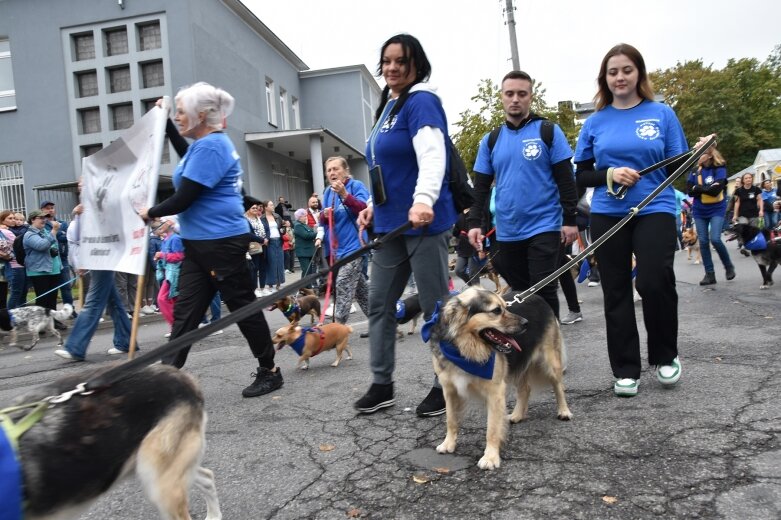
[467, 71, 578, 319]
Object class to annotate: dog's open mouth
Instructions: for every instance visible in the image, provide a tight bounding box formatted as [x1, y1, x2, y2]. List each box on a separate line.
[479, 328, 521, 354]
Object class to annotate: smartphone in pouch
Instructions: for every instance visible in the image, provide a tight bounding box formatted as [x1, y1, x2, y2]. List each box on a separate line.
[369, 165, 387, 206]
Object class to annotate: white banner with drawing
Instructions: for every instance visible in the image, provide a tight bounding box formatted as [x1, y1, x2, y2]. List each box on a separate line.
[80, 100, 169, 275]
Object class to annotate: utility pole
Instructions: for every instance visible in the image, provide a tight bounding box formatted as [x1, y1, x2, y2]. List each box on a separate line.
[504, 0, 520, 70]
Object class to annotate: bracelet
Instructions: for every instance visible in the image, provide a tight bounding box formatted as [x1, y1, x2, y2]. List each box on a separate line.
[606, 167, 617, 195]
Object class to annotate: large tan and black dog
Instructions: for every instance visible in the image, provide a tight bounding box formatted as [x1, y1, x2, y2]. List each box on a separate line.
[3, 363, 221, 520]
[427, 286, 571, 470]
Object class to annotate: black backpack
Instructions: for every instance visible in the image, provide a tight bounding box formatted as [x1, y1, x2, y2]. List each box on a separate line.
[13, 232, 26, 266]
[387, 92, 474, 212]
[487, 117, 554, 154]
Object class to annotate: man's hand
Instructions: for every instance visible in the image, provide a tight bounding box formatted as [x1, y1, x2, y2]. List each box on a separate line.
[561, 225, 578, 245]
[408, 203, 434, 229]
[468, 228, 484, 251]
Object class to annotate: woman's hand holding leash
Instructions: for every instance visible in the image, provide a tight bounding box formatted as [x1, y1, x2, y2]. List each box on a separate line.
[357, 206, 373, 235]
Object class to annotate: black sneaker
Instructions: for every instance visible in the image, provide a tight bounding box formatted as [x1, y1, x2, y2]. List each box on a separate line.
[725, 267, 736, 280]
[242, 367, 283, 398]
[354, 383, 395, 414]
[416, 386, 446, 417]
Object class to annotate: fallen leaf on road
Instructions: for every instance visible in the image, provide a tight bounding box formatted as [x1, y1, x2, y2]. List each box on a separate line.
[714, 357, 722, 362]
[346, 508, 361, 518]
[319, 443, 335, 452]
[433, 467, 451, 474]
[412, 474, 430, 484]
[602, 496, 618, 505]
[272, 396, 281, 400]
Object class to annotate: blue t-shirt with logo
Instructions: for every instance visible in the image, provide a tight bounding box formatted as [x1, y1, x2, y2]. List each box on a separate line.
[172, 132, 246, 240]
[574, 100, 688, 217]
[473, 120, 573, 241]
[366, 91, 457, 235]
[322, 178, 369, 259]
[687, 166, 727, 219]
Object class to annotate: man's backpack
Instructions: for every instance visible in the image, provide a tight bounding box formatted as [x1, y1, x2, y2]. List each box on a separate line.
[487, 118, 554, 154]
[12, 233, 26, 266]
[387, 92, 474, 212]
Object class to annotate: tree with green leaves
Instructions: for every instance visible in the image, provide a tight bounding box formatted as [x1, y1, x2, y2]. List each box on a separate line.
[650, 47, 781, 173]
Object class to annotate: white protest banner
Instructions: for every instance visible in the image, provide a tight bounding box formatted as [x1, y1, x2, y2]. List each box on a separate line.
[80, 99, 169, 275]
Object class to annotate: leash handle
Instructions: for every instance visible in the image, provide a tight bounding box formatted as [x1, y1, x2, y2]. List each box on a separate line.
[610, 149, 692, 200]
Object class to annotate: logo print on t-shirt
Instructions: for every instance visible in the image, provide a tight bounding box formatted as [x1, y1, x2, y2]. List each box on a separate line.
[635, 120, 661, 140]
[523, 141, 542, 160]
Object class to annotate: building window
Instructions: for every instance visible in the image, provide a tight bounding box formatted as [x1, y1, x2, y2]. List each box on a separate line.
[279, 88, 289, 130]
[265, 79, 276, 125]
[79, 107, 101, 134]
[137, 21, 161, 51]
[141, 60, 164, 88]
[104, 27, 129, 56]
[108, 66, 131, 93]
[81, 144, 102, 158]
[0, 162, 27, 214]
[0, 39, 16, 111]
[75, 70, 98, 97]
[110, 103, 134, 130]
[291, 97, 300, 130]
[73, 32, 95, 61]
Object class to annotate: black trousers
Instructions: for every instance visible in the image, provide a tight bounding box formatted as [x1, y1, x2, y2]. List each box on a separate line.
[162, 234, 275, 369]
[591, 213, 678, 379]
[30, 273, 60, 310]
[493, 231, 561, 319]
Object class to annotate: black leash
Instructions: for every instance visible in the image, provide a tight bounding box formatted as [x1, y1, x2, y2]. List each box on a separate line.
[611, 149, 692, 199]
[84, 221, 413, 391]
[507, 136, 716, 306]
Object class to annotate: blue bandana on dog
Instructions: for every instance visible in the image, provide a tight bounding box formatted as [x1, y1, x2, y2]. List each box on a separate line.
[395, 300, 406, 319]
[0, 426, 22, 520]
[745, 232, 767, 251]
[421, 301, 496, 380]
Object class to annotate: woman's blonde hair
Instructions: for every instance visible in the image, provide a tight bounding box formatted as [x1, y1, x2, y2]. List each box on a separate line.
[698, 147, 726, 171]
[324, 156, 349, 171]
[175, 82, 235, 132]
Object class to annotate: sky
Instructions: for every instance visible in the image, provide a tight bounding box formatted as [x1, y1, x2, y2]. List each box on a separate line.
[244, 0, 780, 128]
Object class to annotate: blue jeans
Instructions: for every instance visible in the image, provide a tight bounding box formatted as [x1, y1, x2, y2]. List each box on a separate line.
[201, 292, 222, 324]
[7, 266, 29, 309]
[694, 215, 734, 274]
[765, 211, 779, 230]
[58, 263, 74, 305]
[64, 270, 131, 359]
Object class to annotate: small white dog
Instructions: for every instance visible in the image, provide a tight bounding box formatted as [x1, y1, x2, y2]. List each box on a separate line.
[0, 303, 73, 350]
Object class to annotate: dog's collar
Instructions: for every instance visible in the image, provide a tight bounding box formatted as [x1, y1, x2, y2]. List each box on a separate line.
[421, 301, 496, 380]
[438, 340, 496, 380]
[282, 302, 300, 319]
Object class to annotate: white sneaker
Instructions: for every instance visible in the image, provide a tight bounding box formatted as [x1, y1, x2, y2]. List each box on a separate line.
[54, 349, 81, 361]
[198, 322, 208, 329]
[210, 330, 224, 336]
[325, 304, 334, 317]
[656, 357, 682, 386]
[106, 347, 128, 355]
[633, 290, 642, 302]
[254, 288, 264, 297]
[349, 304, 357, 314]
[614, 378, 638, 397]
[587, 281, 599, 287]
[262, 288, 274, 296]
[141, 305, 156, 314]
[164, 331, 171, 338]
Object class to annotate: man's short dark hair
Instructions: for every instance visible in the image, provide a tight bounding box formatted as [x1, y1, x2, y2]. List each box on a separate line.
[501, 70, 533, 85]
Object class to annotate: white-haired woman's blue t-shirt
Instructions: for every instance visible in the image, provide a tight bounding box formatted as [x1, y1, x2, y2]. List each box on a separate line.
[172, 132, 246, 240]
[574, 100, 687, 217]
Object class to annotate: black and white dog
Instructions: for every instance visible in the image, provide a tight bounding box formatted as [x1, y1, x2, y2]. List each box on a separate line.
[731, 219, 781, 289]
[0, 304, 73, 350]
[4, 363, 222, 520]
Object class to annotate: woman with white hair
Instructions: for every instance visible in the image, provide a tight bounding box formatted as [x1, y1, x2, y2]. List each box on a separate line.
[140, 82, 282, 398]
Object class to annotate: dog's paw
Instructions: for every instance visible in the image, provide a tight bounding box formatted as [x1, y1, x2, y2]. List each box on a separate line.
[299, 363, 309, 370]
[508, 412, 525, 424]
[436, 439, 456, 454]
[330, 360, 339, 367]
[557, 410, 573, 421]
[694, 260, 700, 265]
[477, 452, 501, 470]
[760, 284, 769, 290]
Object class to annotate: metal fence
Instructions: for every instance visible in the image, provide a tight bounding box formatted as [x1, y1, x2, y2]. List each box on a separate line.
[0, 162, 27, 214]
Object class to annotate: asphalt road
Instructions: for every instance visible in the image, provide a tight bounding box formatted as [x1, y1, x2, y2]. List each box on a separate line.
[1, 246, 779, 520]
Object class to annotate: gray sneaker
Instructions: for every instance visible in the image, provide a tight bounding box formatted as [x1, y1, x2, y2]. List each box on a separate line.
[561, 311, 583, 325]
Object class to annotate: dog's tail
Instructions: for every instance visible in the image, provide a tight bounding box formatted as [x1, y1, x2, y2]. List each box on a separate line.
[49, 303, 74, 322]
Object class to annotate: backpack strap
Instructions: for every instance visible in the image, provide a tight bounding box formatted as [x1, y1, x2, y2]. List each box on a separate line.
[487, 118, 554, 154]
[487, 125, 503, 153]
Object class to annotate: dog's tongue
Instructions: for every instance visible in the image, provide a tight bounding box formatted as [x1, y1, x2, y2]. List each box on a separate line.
[480, 328, 521, 352]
